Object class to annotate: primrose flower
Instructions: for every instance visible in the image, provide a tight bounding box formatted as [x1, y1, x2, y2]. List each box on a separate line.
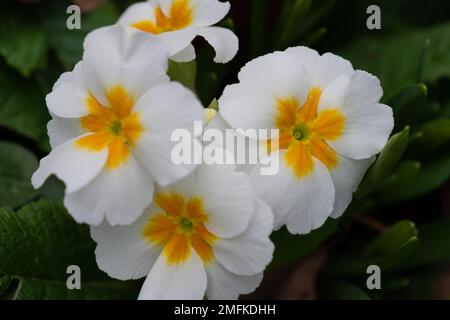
[90, 161, 274, 300]
[88, 0, 238, 63]
[219, 47, 394, 234]
[31, 26, 203, 226]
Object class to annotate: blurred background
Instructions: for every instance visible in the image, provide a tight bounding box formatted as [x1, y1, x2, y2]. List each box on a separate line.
[0, 0, 449, 299]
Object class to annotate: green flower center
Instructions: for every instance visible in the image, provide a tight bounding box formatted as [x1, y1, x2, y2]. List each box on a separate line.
[179, 217, 193, 232]
[292, 123, 310, 141]
[109, 120, 123, 136]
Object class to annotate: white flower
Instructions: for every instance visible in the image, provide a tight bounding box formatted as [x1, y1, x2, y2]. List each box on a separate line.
[31, 26, 203, 226]
[88, 0, 239, 64]
[90, 161, 274, 300]
[219, 47, 394, 235]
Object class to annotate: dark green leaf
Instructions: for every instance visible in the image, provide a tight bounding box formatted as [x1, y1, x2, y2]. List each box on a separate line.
[0, 141, 39, 208]
[168, 60, 197, 92]
[408, 118, 450, 157]
[320, 280, 370, 300]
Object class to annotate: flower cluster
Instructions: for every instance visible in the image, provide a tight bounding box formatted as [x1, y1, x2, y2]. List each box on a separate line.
[32, 0, 393, 300]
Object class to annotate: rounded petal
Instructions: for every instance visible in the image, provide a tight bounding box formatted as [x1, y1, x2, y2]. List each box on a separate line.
[31, 135, 108, 193]
[250, 152, 335, 234]
[90, 209, 161, 280]
[47, 116, 82, 148]
[117, 1, 156, 26]
[64, 155, 155, 226]
[190, 0, 230, 26]
[83, 25, 169, 105]
[138, 248, 207, 300]
[133, 81, 203, 186]
[285, 46, 354, 88]
[170, 44, 196, 62]
[46, 62, 89, 118]
[158, 26, 198, 56]
[205, 261, 263, 300]
[220, 51, 309, 131]
[214, 199, 274, 276]
[194, 163, 256, 238]
[198, 26, 238, 63]
[329, 155, 375, 219]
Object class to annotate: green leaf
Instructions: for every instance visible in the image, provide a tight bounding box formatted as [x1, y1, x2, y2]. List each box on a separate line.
[0, 63, 49, 142]
[0, 200, 138, 299]
[408, 118, 450, 157]
[207, 98, 219, 111]
[320, 280, 370, 300]
[279, 0, 312, 46]
[43, 1, 119, 70]
[168, 60, 197, 92]
[0, 5, 47, 77]
[363, 220, 418, 257]
[0, 275, 11, 296]
[356, 127, 410, 198]
[269, 219, 338, 269]
[0, 141, 39, 208]
[340, 23, 450, 99]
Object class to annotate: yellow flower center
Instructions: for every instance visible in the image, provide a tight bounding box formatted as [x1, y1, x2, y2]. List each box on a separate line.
[271, 87, 346, 178]
[76, 85, 143, 169]
[131, 0, 193, 35]
[143, 192, 217, 265]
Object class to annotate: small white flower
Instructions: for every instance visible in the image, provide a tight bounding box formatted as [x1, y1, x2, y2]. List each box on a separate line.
[31, 26, 203, 226]
[88, 0, 238, 64]
[219, 47, 394, 235]
[90, 161, 274, 300]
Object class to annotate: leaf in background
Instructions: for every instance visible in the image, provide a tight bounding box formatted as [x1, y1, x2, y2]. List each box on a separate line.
[0, 64, 49, 142]
[340, 23, 450, 100]
[269, 220, 338, 269]
[356, 127, 410, 198]
[0, 200, 139, 299]
[168, 60, 197, 92]
[0, 141, 39, 208]
[320, 279, 370, 300]
[42, 0, 119, 70]
[0, 4, 48, 77]
[408, 118, 450, 157]
[0, 275, 11, 296]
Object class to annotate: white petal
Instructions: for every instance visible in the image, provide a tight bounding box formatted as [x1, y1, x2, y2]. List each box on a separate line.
[46, 61, 89, 118]
[31, 135, 107, 193]
[194, 163, 256, 238]
[250, 153, 335, 234]
[133, 81, 203, 187]
[117, 2, 156, 26]
[170, 44, 196, 62]
[191, 0, 230, 26]
[285, 46, 354, 88]
[329, 155, 375, 218]
[64, 155, 155, 226]
[220, 51, 309, 131]
[83, 25, 169, 105]
[90, 209, 161, 280]
[205, 261, 263, 300]
[138, 248, 207, 300]
[198, 26, 238, 63]
[47, 116, 82, 148]
[158, 26, 198, 56]
[214, 199, 274, 276]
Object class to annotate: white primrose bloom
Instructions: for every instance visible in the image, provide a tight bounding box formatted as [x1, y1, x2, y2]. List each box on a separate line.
[90, 160, 274, 300]
[219, 47, 394, 235]
[98, 0, 238, 63]
[31, 26, 203, 226]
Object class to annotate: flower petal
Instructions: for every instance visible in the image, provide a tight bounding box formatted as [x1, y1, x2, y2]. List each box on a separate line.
[250, 152, 335, 234]
[133, 81, 203, 187]
[138, 247, 207, 300]
[46, 62, 90, 118]
[83, 25, 169, 105]
[205, 261, 263, 300]
[170, 44, 196, 62]
[158, 25, 198, 56]
[329, 155, 375, 218]
[47, 116, 82, 148]
[214, 199, 274, 275]
[64, 155, 155, 225]
[31, 135, 108, 193]
[117, 1, 156, 26]
[90, 208, 161, 280]
[198, 26, 238, 63]
[190, 0, 230, 26]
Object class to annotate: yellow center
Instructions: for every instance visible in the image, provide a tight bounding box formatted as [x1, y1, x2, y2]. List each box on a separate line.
[131, 0, 193, 34]
[76, 85, 143, 169]
[143, 192, 217, 265]
[270, 88, 345, 178]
